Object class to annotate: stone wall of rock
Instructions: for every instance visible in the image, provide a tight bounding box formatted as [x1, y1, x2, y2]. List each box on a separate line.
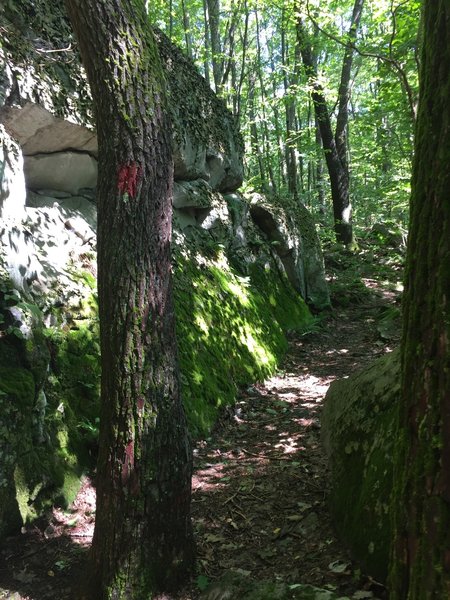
[0, 0, 327, 539]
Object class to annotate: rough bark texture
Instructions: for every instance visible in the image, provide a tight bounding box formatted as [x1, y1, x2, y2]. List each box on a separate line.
[389, 1, 450, 597]
[65, 1, 194, 597]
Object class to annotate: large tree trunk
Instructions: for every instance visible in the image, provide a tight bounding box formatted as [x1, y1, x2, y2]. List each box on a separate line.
[389, 0, 450, 597]
[65, 1, 194, 597]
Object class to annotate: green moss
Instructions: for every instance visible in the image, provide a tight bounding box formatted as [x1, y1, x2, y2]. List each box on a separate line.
[322, 350, 401, 581]
[174, 249, 311, 436]
[0, 366, 35, 407]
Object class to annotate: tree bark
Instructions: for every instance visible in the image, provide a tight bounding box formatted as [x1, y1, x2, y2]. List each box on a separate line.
[65, 1, 194, 597]
[334, 0, 364, 173]
[207, 0, 222, 92]
[281, 22, 300, 201]
[389, 0, 450, 597]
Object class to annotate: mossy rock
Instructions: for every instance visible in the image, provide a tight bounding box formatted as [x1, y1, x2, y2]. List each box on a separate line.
[0, 361, 84, 537]
[174, 246, 312, 436]
[321, 349, 401, 581]
[0, 279, 99, 539]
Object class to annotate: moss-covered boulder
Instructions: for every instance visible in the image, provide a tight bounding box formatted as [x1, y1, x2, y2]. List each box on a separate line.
[0, 338, 92, 538]
[0, 261, 99, 538]
[321, 349, 400, 581]
[173, 239, 312, 436]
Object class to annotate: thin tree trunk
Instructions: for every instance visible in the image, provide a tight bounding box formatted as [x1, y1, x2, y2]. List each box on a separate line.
[281, 20, 300, 201]
[207, 0, 222, 92]
[181, 0, 193, 59]
[312, 117, 325, 218]
[203, 0, 211, 86]
[248, 72, 267, 191]
[255, 10, 276, 193]
[235, 0, 249, 123]
[334, 0, 364, 171]
[65, 1, 194, 597]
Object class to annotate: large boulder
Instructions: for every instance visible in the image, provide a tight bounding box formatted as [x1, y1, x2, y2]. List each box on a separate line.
[0, 5, 243, 193]
[321, 349, 400, 581]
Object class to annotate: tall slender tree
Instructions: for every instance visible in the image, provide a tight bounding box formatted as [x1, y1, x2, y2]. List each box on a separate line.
[389, 0, 450, 596]
[296, 0, 364, 246]
[65, 1, 194, 597]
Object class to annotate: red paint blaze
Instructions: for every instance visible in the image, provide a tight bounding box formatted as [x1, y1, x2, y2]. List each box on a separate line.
[117, 162, 142, 198]
[122, 440, 134, 484]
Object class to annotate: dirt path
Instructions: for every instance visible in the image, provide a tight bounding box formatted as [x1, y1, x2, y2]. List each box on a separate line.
[0, 267, 400, 600]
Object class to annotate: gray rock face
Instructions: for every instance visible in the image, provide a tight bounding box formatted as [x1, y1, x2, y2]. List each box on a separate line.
[25, 152, 98, 195]
[249, 194, 330, 310]
[0, 103, 98, 156]
[0, 125, 26, 220]
[321, 349, 400, 581]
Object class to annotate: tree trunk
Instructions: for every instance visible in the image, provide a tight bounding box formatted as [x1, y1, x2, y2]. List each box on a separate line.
[65, 1, 194, 597]
[389, 0, 450, 597]
[207, 0, 222, 92]
[296, 0, 364, 247]
[181, 0, 193, 59]
[281, 24, 300, 201]
[202, 0, 211, 86]
[334, 0, 364, 172]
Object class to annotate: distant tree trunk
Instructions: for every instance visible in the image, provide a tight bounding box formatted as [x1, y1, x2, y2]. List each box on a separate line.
[296, 0, 363, 246]
[281, 24, 300, 201]
[234, 0, 249, 123]
[65, 1, 194, 598]
[181, 0, 193, 59]
[248, 72, 267, 191]
[202, 0, 211, 86]
[207, 0, 222, 92]
[334, 0, 364, 173]
[315, 121, 326, 218]
[389, 0, 450, 597]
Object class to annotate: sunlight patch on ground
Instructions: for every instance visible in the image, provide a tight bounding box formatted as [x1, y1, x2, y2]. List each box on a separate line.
[264, 373, 334, 406]
[52, 476, 96, 546]
[362, 277, 403, 301]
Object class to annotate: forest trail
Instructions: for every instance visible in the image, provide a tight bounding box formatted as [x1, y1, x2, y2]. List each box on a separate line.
[180, 281, 398, 600]
[0, 250, 402, 600]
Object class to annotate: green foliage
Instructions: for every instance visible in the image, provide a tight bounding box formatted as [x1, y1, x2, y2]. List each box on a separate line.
[148, 0, 419, 233]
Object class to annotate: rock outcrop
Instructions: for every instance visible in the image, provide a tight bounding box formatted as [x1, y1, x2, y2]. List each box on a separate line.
[249, 194, 330, 310]
[0, 0, 327, 539]
[321, 349, 400, 581]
